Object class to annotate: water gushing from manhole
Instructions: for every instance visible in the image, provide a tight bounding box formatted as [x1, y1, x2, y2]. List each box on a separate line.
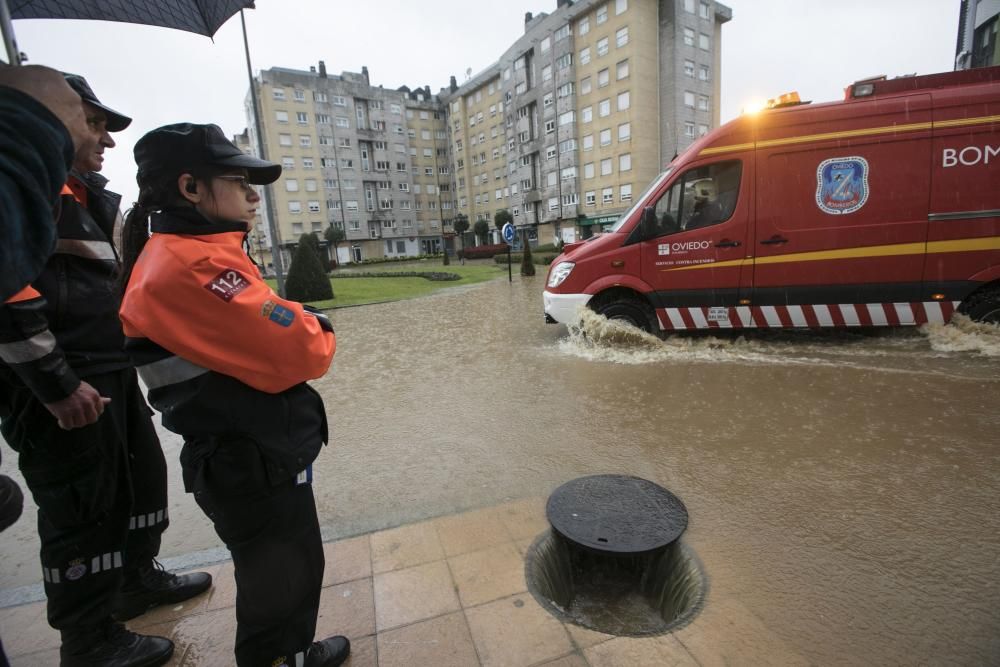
[525, 475, 706, 636]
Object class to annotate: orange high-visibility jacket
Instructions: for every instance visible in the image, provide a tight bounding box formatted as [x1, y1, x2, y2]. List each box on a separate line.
[120, 217, 335, 395]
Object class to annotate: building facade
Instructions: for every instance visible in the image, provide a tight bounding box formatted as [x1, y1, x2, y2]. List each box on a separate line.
[246, 63, 454, 267]
[245, 0, 730, 263]
[956, 0, 1000, 70]
[443, 0, 730, 244]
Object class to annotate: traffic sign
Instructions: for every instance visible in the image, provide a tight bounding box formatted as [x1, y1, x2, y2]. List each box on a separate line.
[502, 222, 515, 244]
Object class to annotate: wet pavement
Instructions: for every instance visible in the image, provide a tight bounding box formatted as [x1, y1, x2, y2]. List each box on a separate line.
[3, 266, 1000, 664]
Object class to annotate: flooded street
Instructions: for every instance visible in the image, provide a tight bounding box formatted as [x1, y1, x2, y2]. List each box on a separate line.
[3, 269, 999, 664]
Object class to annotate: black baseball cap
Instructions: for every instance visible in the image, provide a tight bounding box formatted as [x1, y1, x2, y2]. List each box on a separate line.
[134, 123, 281, 185]
[63, 73, 131, 132]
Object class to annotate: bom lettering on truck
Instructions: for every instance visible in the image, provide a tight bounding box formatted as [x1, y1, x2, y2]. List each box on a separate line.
[942, 144, 1000, 168]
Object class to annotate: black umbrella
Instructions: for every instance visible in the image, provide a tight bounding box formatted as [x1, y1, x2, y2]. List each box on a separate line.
[8, 0, 254, 38]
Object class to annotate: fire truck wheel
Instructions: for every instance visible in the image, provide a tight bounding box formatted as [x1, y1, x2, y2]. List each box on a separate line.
[593, 298, 658, 333]
[962, 288, 1000, 325]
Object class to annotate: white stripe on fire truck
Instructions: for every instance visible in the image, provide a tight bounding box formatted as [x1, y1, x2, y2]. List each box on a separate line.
[657, 302, 963, 330]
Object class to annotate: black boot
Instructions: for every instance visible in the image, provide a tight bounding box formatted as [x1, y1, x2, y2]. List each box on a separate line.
[112, 559, 212, 622]
[60, 621, 173, 667]
[305, 635, 350, 667]
[0, 474, 23, 533]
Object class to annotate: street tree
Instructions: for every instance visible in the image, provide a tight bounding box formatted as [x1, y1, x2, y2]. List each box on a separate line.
[520, 229, 535, 276]
[494, 208, 512, 235]
[452, 214, 470, 258]
[324, 224, 346, 269]
[285, 232, 334, 302]
[473, 219, 490, 245]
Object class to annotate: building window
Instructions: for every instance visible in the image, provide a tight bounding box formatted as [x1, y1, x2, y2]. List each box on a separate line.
[617, 59, 630, 80]
[581, 76, 592, 95]
[617, 91, 630, 111]
[621, 183, 632, 201]
[292, 222, 303, 234]
[549, 197, 559, 211]
[583, 134, 594, 151]
[308, 201, 321, 213]
[335, 117, 349, 128]
[272, 88, 285, 100]
[305, 179, 317, 191]
[294, 90, 305, 102]
[286, 179, 299, 192]
[542, 64, 552, 82]
[558, 82, 575, 97]
[559, 110, 576, 125]
[598, 68, 610, 88]
[546, 145, 557, 160]
[684, 91, 696, 107]
[586, 190, 596, 206]
[556, 53, 572, 69]
[597, 37, 609, 57]
[699, 2, 710, 19]
[561, 166, 576, 180]
[584, 162, 595, 179]
[288, 201, 302, 214]
[699, 65, 710, 81]
[332, 95, 346, 106]
[684, 0, 695, 12]
[316, 114, 331, 124]
[597, 4, 608, 23]
[619, 153, 631, 171]
[616, 26, 629, 48]
[600, 128, 612, 146]
[618, 122, 631, 141]
[699, 124, 709, 137]
[684, 28, 695, 46]
[279, 133, 292, 146]
[578, 16, 590, 35]
[545, 120, 556, 134]
[555, 24, 571, 41]
[282, 156, 295, 169]
[699, 33, 710, 50]
[616, 0, 628, 14]
[296, 112, 308, 124]
[541, 36, 551, 54]
[299, 135, 311, 147]
[600, 158, 613, 176]
[580, 47, 591, 65]
[602, 187, 614, 203]
[598, 99, 611, 117]
[684, 121, 695, 137]
[275, 110, 288, 123]
[562, 193, 579, 206]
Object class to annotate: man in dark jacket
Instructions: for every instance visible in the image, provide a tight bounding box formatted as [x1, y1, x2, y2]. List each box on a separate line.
[0, 75, 211, 667]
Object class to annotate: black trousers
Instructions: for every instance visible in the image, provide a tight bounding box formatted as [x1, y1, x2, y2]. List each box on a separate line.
[184, 436, 324, 667]
[1, 369, 168, 634]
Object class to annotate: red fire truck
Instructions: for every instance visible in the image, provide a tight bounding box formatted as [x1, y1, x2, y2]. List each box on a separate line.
[543, 66, 1000, 333]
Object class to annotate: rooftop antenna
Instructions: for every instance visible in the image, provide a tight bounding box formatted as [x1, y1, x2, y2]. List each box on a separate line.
[465, 67, 472, 81]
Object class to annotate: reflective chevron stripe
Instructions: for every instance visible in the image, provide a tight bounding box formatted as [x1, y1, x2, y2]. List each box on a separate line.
[129, 508, 168, 530]
[656, 301, 961, 330]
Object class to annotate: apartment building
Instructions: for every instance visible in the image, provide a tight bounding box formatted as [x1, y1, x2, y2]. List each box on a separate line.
[246, 63, 453, 266]
[443, 0, 730, 243]
[956, 0, 999, 70]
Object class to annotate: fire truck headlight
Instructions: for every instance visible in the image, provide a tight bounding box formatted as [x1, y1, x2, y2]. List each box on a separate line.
[547, 261, 575, 288]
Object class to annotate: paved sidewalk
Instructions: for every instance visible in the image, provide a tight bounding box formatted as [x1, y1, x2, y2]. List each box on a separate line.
[0, 497, 805, 666]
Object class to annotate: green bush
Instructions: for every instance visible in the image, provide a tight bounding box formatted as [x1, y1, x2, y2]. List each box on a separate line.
[353, 253, 443, 266]
[494, 254, 557, 265]
[285, 233, 334, 302]
[333, 271, 460, 281]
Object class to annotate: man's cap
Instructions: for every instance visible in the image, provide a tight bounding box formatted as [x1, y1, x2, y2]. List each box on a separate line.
[134, 123, 281, 185]
[63, 74, 131, 132]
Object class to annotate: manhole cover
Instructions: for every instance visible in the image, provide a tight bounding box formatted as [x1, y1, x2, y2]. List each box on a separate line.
[546, 474, 688, 555]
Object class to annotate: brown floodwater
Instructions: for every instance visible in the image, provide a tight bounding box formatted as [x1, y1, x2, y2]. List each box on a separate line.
[2, 270, 999, 664]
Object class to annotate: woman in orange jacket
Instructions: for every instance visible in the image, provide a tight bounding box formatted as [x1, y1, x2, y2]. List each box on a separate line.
[117, 123, 349, 667]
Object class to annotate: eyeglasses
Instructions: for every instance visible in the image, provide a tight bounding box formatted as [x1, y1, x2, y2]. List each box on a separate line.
[216, 175, 254, 191]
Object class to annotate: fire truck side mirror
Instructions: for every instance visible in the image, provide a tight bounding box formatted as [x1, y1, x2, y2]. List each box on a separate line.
[640, 207, 658, 240]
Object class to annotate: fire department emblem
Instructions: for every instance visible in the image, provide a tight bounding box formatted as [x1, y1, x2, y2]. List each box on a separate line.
[65, 559, 87, 581]
[816, 156, 869, 215]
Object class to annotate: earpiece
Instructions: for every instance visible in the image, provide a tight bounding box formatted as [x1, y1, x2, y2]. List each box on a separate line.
[185, 182, 198, 195]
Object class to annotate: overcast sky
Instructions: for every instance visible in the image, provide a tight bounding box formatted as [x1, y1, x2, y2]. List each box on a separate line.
[11, 0, 958, 206]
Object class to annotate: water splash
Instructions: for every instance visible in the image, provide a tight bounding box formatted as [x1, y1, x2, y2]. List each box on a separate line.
[921, 314, 1000, 357]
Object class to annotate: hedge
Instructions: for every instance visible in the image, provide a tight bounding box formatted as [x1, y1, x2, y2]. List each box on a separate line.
[494, 253, 557, 266]
[458, 243, 510, 260]
[333, 271, 461, 281]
